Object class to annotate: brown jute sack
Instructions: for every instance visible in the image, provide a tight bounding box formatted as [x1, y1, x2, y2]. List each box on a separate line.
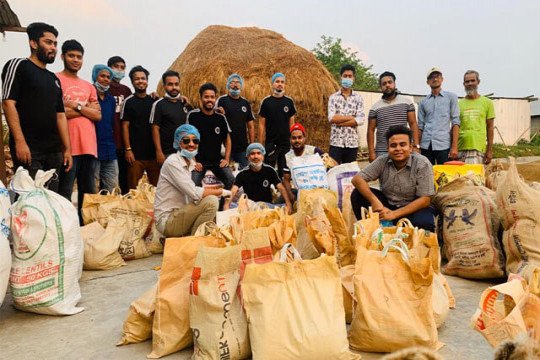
[432, 176, 505, 279]
[497, 157, 540, 281]
[81, 220, 126, 270]
[242, 256, 359, 360]
[353, 207, 380, 250]
[148, 236, 225, 359]
[189, 246, 250, 360]
[340, 264, 355, 323]
[295, 195, 333, 260]
[349, 239, 441, 352]
[81, 187, 121, 225]
[117, 283, 158, 346]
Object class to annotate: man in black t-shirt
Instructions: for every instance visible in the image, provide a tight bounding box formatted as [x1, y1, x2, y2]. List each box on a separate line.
[187, 83, 235, 189]
[216, 74, 254, 169]
[258, 72, 297, 178]
[121, 65, 160, 189]
[150, 70, 192, 164]
[223, 143, 292, 214]
[1, 22, 72, 192]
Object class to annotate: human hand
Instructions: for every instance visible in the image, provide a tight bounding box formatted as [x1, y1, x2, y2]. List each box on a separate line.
[180, 95, 190, 105]
[221, 189, 232, 197]
[220, 159, 229, 168]
[15, 141, 31, 166]
[379, 208, 397, 221]
[215, 106, 225, 115]
[64, 100, 79, 110]
[62, 149, 72, 172]
[449, 147, 458, 160]
[156, 151, 165, 165]
[484, 150, 492, 165]
[194, 162, 203, 171]
[125, 150, 136, 165]
[368, 152, 377, 163]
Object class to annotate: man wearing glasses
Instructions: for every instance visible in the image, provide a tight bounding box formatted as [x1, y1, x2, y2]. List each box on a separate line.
[417, 67, 460, 165]
[154, 124, 231, 237]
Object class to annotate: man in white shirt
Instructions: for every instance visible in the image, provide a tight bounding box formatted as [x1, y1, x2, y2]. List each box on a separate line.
[154, 124, 230, 237]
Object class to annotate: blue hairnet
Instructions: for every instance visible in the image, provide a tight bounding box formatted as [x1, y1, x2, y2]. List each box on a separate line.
[92, 64, 113, 83]
[246, 142, 266, 156]
[227, 74, 243, 89]
[271, 72, 285, 84]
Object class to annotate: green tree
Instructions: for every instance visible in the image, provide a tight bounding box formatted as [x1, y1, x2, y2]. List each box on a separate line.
[312, 35, 379, 91]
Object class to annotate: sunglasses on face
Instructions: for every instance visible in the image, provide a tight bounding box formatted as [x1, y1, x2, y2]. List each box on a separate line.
[182, 138, 199, 145]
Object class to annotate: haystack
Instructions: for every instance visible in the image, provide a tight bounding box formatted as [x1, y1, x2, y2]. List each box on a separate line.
[158, 25, 339, 151]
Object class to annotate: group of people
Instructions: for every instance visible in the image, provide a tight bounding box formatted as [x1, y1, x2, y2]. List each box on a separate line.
[1, 22, 496, 235]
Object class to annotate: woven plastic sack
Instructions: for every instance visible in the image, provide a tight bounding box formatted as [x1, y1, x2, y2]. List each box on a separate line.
[81, 220, 126, 270]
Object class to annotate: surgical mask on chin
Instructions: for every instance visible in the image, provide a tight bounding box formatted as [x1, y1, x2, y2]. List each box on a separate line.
[229, 88, 241, 97]
[341, 78, 353, 89]
[249, 161, 262, 169]
[94, 81, 110, 93]
[111, 69, 125, 81]
[164, 92, 181, 100]
[180, 148, 198, 160]
[273, 89, 284, 95]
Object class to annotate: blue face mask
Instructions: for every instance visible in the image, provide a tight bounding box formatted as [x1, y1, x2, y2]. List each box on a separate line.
[229, 89, 241, 97]
[111, 69, 125, 81]
[180, 149, 198, 160]
[94, 81, 109, 93]
[341, 78, 354, 89]
[249, 160, 263, 169]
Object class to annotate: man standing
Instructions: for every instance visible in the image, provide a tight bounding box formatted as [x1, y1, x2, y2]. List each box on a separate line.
[1, 22, 72, 191]
[328, 64, 365, 164]
[154, 124, 230, 237]
[121, 66, 161, 188]
[216, 74, 255, 169]
[258, 72, 296, 178]
[107, 56, 132, 194]
[458, 70, 495, 164]
[187, 82, 235, 190]
[417, 67, 460, 165]
[150, 70, 192, 164]
[367, 71, 420, 162]
[351, 125, 436, 231]
[56, 40, 101, 222]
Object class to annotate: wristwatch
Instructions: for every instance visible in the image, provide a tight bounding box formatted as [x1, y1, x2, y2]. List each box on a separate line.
[415, 144, 420, 149]
[76, 103, 82, 112]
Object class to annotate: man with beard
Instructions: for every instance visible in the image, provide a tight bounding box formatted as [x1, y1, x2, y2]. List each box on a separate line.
[121, 65, 161, 188]
[216, 74, 255, 169]
[351, 125, 436, 231]
[417, 67, 460, 165]
[1, 22, 72, 191]
[187, 82, 235, 190]
[150, 70, 192, 164]
[258, 72, 297, 178]
[56, 40, 101, 223]
[107, 56, 132, 194]
[223, 143, 292, 214]
[367, 71, 420, 162]
[458, 70, 495, 164]
[282, 123, 325, 201]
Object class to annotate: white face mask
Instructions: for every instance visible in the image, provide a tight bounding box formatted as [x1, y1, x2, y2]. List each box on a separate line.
[273, 89, 284, 95]
[180, 148, 198, 160]
[249, 161, 262, 169]
[164, 92, 181, 100]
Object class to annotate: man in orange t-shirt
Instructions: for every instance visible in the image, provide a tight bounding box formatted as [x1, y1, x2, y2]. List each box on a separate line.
[56, 40, 101, 223]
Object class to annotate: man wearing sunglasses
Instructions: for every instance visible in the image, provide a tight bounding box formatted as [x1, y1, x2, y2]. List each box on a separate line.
[154, 124, 231, 237]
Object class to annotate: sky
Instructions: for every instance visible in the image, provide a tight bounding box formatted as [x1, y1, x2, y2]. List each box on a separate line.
[1, 0, 539, 99]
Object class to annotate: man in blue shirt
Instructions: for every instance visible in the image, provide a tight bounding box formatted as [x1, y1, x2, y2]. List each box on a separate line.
[417, 67, 460, 165]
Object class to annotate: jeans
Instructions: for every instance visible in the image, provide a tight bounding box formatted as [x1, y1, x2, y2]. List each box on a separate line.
[350, 187, 436, 232]
[58, 154, 96, 225]
[11, 148, 63, 193]
[264, 144, 289, 178]
[191, 164, 235, 190]
[231, 151, 248, 169]
[95, 159, 119, 192]
[421, 145, 449, 165]
[127, 159, 161, 190]
[116, 149, 128, 194]
[329, 146, 358, 164]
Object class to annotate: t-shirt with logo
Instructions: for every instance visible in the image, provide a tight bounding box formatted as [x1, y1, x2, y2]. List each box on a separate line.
[187, 109, 231, 166]
[56, 72, 98, 157]
[234, 164, 281, 203]
[258, 95, 297, 146]
[120, 94, 156, 160]
[458, 96, 495, 153]
[1, 58, 64, 153]
[149, 98, 192, 155]
[216, 95, 254, 153]
[109, 81, 132, 150]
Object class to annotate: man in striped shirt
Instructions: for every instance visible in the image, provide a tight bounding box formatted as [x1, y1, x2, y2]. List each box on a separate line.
[367, 71, 420, 162]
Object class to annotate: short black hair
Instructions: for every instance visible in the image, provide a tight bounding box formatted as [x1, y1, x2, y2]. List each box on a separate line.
[386, 125, 412, 144]
[162, 70, 180, 84]
[129, 65, 149, 81]
[61, 39, 84, 55]
[340, 64, 356, 75]
[199, 82, 217, 96]
[107, 56, 125, 67]
[26, 22, 58, 42]
[379, 71, 396, 84]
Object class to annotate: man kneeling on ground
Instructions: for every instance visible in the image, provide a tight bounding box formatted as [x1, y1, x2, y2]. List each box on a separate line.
[350, 125, 436, 231]
[154, 124, 231, 236]
[223, 143, 292, 214]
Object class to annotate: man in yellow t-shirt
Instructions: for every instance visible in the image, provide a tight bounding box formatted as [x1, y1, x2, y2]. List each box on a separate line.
[458, 70, 495, 164]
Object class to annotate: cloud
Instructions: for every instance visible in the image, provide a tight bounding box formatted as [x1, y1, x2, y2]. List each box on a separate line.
[341, 42, 371, 65]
